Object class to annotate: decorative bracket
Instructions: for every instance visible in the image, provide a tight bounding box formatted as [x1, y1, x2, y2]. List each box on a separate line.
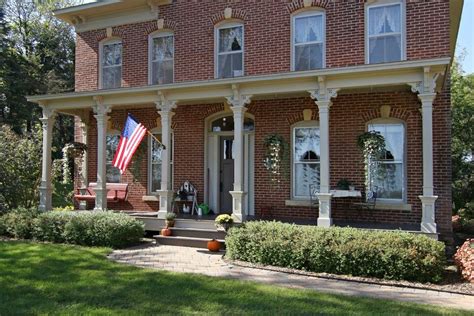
[226, 84, 252, 108]
[308, 76, 339, 103]
[38, 101, 56, 120]
[147, 0, 160, 19]
[155, 91, 177, 112]
[92, 96, 111, 116]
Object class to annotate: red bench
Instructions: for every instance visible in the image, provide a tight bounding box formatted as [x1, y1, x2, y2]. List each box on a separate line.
[74, 182, 129, 203]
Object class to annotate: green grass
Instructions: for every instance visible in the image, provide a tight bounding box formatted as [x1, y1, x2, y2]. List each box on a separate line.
[0, 241, 469, 315]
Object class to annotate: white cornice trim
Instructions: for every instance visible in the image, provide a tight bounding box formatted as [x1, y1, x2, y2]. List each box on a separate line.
[27, 57, 450, 104]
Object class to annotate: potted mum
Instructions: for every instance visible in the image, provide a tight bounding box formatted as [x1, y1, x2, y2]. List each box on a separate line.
[215, 214, 234, 232]
[165, 212, 176, 228]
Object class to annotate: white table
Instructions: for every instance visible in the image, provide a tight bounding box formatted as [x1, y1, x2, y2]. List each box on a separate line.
[330, 189, 362, 198]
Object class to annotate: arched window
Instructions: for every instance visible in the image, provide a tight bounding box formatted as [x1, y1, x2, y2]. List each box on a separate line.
[210, 115, 254, 132]
[292, 10, 325, 71]
[367, 119, 405, 201]
[366, 0, 406, 64]
[99, 38, 122, 89]
[292, 121, 320, 198]
[147, 128, 174, 193]
[149, 31, 174, 85]
[215, 21, 244, 79]
[106, 130, 121, 183]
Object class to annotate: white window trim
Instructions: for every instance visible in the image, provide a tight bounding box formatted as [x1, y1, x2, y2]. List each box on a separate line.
[147, 129, 174, 194]
[291, 121, 320, 200]
[148, 31, 174, 85]
[106, 130, 121, 183]
[214, 21, 244, 79]
[367, 119, 406, 203]
[365, 0, 406, 64]
[291, 10, 326, 71]
[99, 38, 122, 90]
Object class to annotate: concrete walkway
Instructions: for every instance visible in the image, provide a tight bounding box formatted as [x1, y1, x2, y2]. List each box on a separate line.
[108, 243, 474, 311]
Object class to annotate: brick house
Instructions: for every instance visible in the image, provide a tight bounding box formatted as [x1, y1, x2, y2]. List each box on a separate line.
[28, 0, 463, 243]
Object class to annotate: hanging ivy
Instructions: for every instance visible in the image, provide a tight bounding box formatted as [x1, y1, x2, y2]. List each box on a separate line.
[263, 134, 289, 185]
[61, 142, 87, 184]
[356, 131, 386, 197]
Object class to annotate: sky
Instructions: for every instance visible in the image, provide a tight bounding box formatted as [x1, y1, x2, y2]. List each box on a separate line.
[456, 0, 474, 74]
[82, 0, 473, 73]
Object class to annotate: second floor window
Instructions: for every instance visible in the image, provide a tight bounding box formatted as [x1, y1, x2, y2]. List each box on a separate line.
[101, 40, 122, 89]
[150, 33, 174, 85]
[216, 23, 243, 78]
[367, 2, 404, 64]
[293, 11, 325, 71]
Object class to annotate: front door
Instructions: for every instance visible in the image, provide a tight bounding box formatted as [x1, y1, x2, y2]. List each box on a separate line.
[220, 136, 234, 213]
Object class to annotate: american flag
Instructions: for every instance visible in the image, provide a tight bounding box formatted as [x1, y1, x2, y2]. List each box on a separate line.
[112, 114, 147, 174]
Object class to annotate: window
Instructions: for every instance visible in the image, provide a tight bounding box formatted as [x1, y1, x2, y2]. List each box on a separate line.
[216, 23, 243, 78]
[368, 122, 405, 201]
[100, 39, 122, 89]
[366, 1, 404, 64]
[106, 132, 121, 183]
[292, 11, 325, 71]
[148, 132, 173, 193]
[210, 115, 254, 132]
[149, 33, 174, 85]
[292, 123, 320, 198]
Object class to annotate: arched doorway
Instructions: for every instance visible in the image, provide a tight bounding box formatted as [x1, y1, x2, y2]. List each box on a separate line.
[205, 112, 255, 215]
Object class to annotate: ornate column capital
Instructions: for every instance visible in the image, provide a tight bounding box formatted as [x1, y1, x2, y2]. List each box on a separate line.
[39, 102, 57, 122]
[308, 76, 339, 109]
[226, 84, 252, 109]
[92, 96, 111, 119]
[155, 91, 177, 113]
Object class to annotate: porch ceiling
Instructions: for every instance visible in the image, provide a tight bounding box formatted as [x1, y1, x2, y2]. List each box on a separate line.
[27, 57, 450, 112]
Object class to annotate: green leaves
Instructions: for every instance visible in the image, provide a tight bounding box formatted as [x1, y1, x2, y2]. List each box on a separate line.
[226, 221, 446, 283]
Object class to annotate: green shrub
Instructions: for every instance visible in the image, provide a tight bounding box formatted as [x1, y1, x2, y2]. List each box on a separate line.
[33, 212, 74, 243]
[1, 208, 40, 239]
[63, 211, 144, 248]
[226, 221, 446, 283]
[0, 216, 7, 236]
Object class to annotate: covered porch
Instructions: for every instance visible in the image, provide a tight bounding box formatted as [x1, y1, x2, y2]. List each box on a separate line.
[28, 57, 449, 235]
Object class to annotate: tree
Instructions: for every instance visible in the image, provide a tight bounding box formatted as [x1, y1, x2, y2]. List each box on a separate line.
[0, 125, 42, 210]
[451, 58, 474, 213]
[1, 0, 79, 158]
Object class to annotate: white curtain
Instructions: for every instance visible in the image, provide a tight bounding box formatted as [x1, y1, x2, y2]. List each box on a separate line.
[219, 26, 242, 52]
[369, 4, 400, 35]
[384, 124, 403, 161]
[295, 15, 322, 44]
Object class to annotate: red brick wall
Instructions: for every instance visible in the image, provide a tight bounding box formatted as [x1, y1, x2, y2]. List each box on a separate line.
[74, 0, 451, 92]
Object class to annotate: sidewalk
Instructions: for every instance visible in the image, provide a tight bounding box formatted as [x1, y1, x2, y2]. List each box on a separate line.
[108, 243, 474, 311]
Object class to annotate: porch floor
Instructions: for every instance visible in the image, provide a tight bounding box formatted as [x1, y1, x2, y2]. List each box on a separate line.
[123, 211, 422, 233]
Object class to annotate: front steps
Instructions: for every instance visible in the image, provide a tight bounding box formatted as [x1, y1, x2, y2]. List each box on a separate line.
[154, 225, 226, 249]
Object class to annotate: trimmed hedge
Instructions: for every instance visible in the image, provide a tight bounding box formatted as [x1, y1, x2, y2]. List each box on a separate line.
[226, 221, 446, 283]
[1, 210, 144, 248]
[1, 208, 39, 239]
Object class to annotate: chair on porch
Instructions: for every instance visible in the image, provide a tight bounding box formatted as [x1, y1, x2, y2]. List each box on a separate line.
[172, 181, 198, 215]
[354, 186, 378, 210]
[309, 184, 319, 212]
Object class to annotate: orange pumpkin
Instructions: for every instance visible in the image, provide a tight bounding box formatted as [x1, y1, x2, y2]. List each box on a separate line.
[161, 228, 172, 236]
[207, 239, 221, 252]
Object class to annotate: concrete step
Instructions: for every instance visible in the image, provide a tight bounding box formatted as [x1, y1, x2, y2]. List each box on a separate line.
[134, 217, 217, 231]
[169, 227, 226, 239]
[154, 235, 226, 249]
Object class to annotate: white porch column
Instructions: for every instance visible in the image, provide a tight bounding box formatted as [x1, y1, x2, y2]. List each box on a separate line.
[309, 79, 338, 228]
[77, 113, 90, 210]
[38, 105, 56, 211]
[418, 93, 438, 233]
[92, 98, 111, 211]
[155, 93, 177, 219]
[315, 100, 332, 227]
[226, 85, 252, 222]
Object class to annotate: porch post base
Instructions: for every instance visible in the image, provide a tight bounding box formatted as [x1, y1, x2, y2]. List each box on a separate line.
[78, 187, 88, 210]
[316, 193, 332, 228]
[230, 191, 247, 223]
[419, 195, 438, 234]
[93, 187, 108, 211]
[38, 185, 53, 211]
[157, 190, 174, 219]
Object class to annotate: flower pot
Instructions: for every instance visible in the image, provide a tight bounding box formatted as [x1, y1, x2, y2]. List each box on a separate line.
[207, 239, 221, 252]
[161, 228, 172, 236]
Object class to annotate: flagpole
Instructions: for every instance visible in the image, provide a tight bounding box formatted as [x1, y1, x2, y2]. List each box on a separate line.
[147, 130, 166, 150]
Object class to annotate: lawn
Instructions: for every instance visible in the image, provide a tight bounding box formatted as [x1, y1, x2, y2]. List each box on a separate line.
[0, 241, 469, 315]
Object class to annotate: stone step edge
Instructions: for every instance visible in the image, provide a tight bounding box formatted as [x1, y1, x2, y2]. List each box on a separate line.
[154, 235, 226, 243]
